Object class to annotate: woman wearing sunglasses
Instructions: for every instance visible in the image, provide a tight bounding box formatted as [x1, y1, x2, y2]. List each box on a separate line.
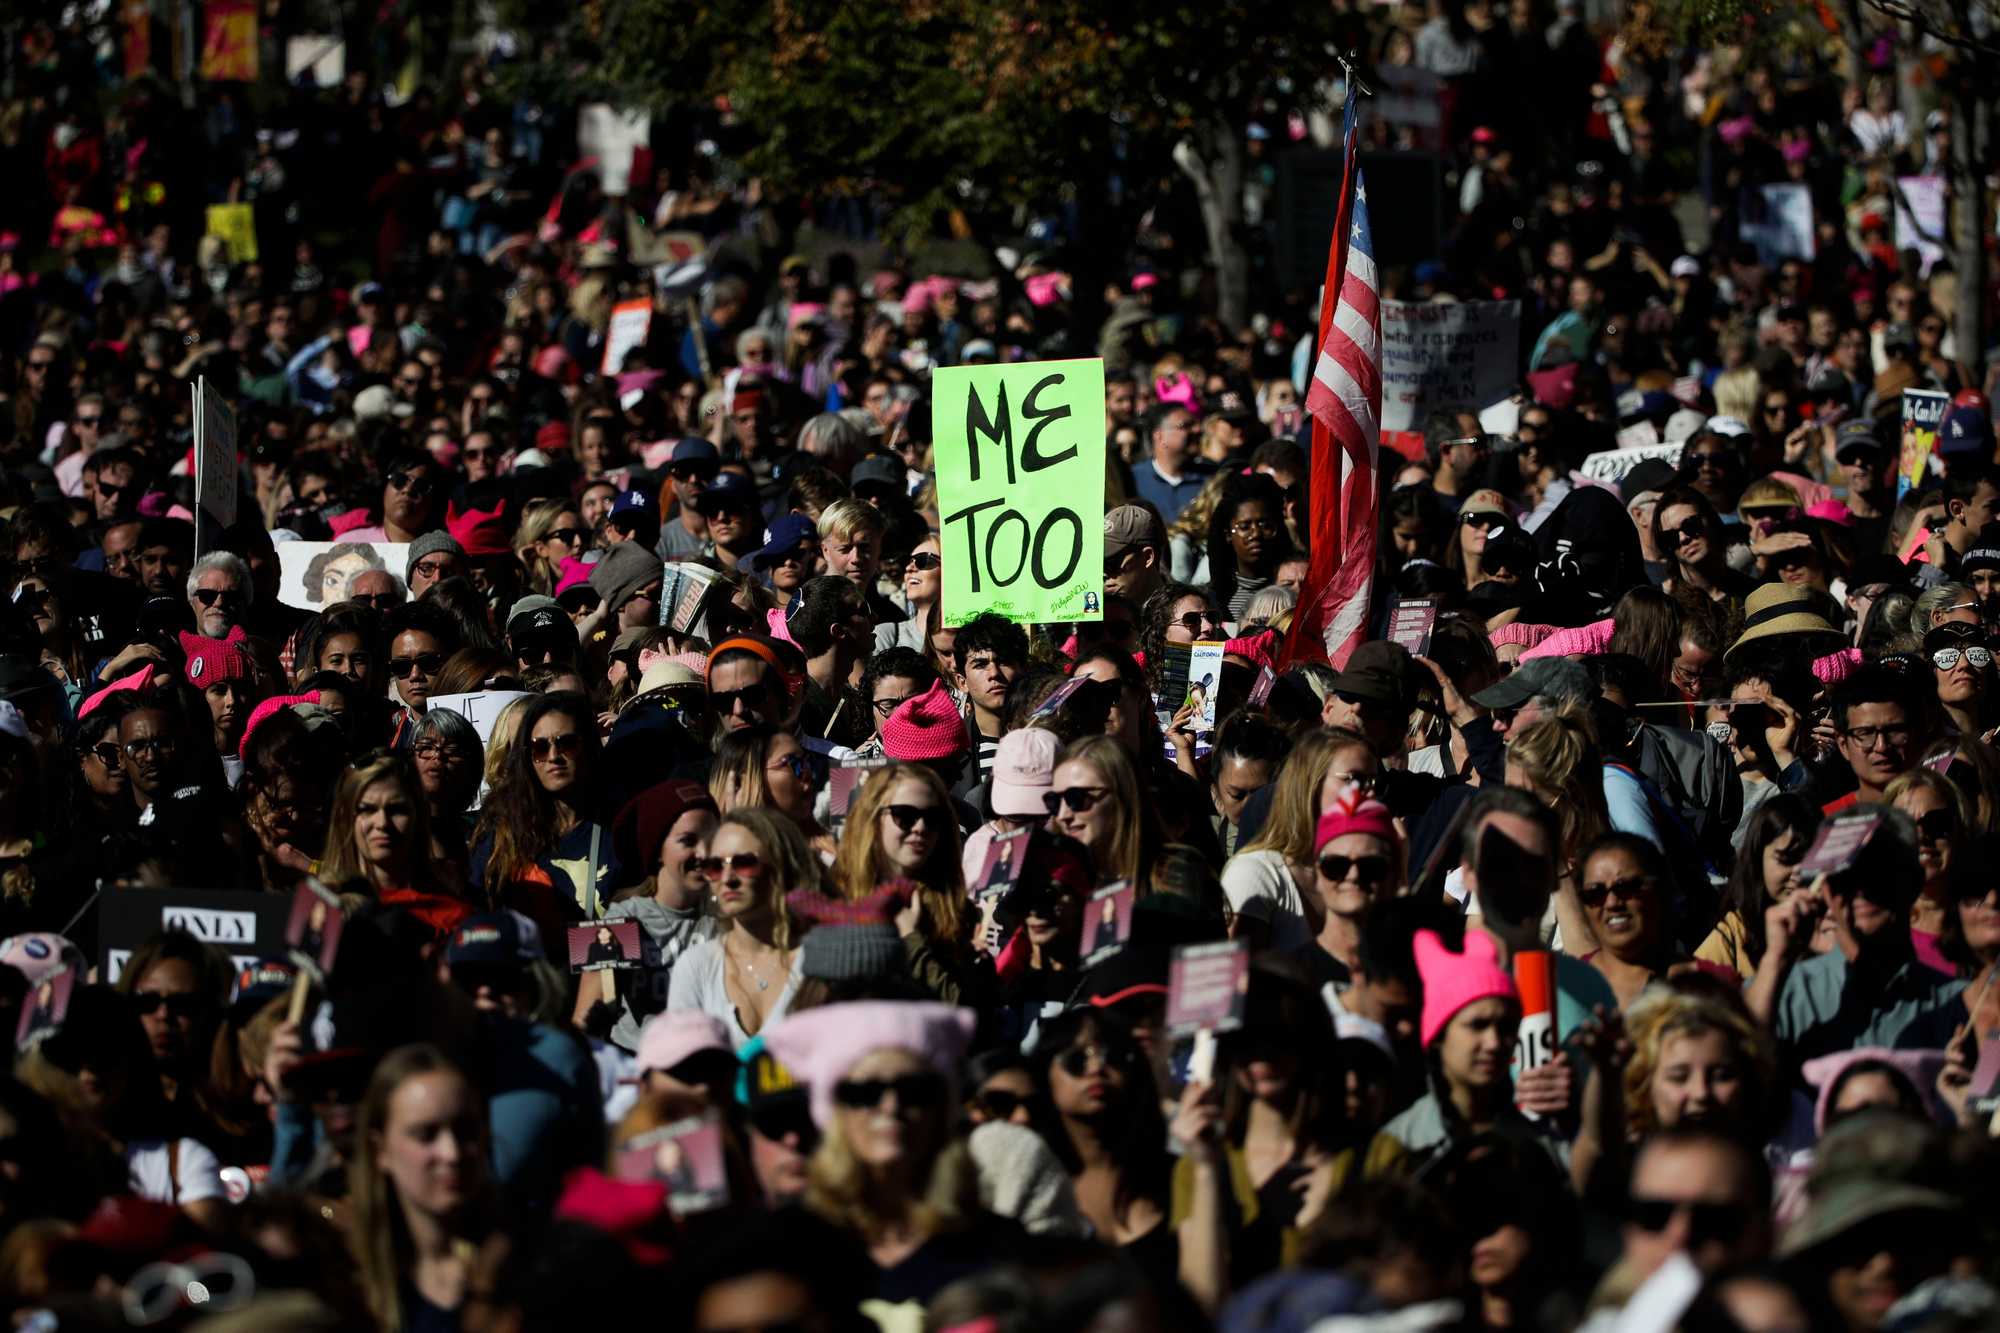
[763, 1000, 1031, 1309]
[1225, 730, 1377, 954]
[879, 533, 942, 655]
[514, 498, 587, 598]
[1652, 487, 1749, 605]
[1924, 621, 1996, 741]
[709, 725, 831, 859]
[1309, 786, 1406, 983]
[1024, 1006, 1233, 1313]
[471, 692, 621, 933]
[668, 808, 817, 1047]
[832, 763, 975, 1004]
[1885, 768, 1973, 977]
[1445, 490, 1513, 593]
[1048, 735, 1157, 889]
[1137, 580, 1225, 698]
[1575, 833, 1734, 1010]
[66, 697, 137, 832]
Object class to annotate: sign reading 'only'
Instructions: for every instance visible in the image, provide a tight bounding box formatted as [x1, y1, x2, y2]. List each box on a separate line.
[933, 358, 1106, 626]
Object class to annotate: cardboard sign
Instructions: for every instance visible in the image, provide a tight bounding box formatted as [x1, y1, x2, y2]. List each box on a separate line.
[1798, 810, 1883, 880]
[613, 1113, 730, 1214]
[1083, 881, 1135, 965]
[1385, 599, 1437, 658]
[976, 827, 1032, 895]
[284, 882, 344, 982]
[1900, 388, 1950, 499]
[1744, 183, 1815, 266]
[933, 357, 1106, 626]
[1185, 641, 1224, 736]
[1580, 442, 1684, 486]
[602, 297, 653, 375]
[99, 889, 293, 983]
[1247, 665, 1277, 710]
[1895, 175, 1947, 276]
[568, 921, 642, 972]
[193, 375, 238, 532]
[576, 103, 651, 197]
[1166, 939, 1252, 1036]
[15, 969, 72, 1051]
[1379, 300, 1522, 434]
[200, 0, 257, 81]
[275, 541, 412, 611]
[1032, 676, 1090, 720]
[826, 763, 882, 834]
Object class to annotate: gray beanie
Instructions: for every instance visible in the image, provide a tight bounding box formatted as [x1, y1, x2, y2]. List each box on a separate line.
[588, 541, 665, 614]
[405, 532, 464, 582]
[788, 885, 906, 982]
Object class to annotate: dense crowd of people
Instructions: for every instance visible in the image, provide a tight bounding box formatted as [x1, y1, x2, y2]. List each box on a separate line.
[0, 3, 1997, 1332]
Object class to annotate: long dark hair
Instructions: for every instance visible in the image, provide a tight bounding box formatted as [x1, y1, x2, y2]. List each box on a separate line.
[1205, 472, 1293, 613]
[1221, 960, 1356, 1158]
[474, 691, 604, 891]
[1723, 795, 1821, 971]
[1137, 581, 1218, 699]
[1025, 1008, 1171, 1218]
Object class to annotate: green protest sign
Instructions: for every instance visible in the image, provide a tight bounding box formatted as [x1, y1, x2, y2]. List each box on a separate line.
[934, 357, 1106, 626]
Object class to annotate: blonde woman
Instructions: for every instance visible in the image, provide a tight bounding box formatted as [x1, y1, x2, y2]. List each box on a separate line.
[667, 809, 819, 1047]
[1503, 711, 1612, 950]
[1048, 734, 1157, 888]
[479, 695, 531, 799]
[514, 498, 584, 597]
[1168, 471, 1232, 584]
[709, 725, 831, 859]
[316, 752, 468, 935]
[832, 763, 972, 1002]
[1621, 990, 1773, 1142]
[1222, 729, 1378, 952]
[1884, 766, 1973, 975]
[348, 1044, 494, 1332]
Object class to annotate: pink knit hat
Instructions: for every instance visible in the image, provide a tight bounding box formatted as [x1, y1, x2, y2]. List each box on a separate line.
[1314, 785, 1398, 852]
[760, 1000, 976, 1131]
[553, 556, 595, 602]
[77, 663, 159, 719]
[881, 681, 968, 762]
[1413, 929, 1518, 1048]
[178, 628, 254, 689]
[1488, 622, 1557, 651]
[239, 691, 322, 756]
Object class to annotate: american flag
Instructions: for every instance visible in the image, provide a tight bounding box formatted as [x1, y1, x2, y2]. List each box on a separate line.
[1283, 79, 1381, 670]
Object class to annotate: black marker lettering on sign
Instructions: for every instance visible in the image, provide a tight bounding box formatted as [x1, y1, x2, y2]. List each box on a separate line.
[944, 497, 1005, 593]
[950, 370, 1090, 596]
[966, 385, 1017, 486]
[1020, 374, 1078, 470]
[1033, 508, 1083, 589]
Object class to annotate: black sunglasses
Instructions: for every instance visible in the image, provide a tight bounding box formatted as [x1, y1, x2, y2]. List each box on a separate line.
[192, 588, 244, 609]
[1317, 853, 1391, 886]
[907, 552, 942, 571]
[1578, 875, 1651, 909]
[131, 992, 204, 1019]
[88, 742, 123, 769]
[833, 1071, 946, 1110]
[388, 471, 435, 497]
[976, 1088, 1027, 1119]
[1625, 1197, 1747, 1248]
[1670, 517, 1708, 546]
[1043, 786, 1109, 816]
[389, 652, 446, 679]
[1916, 809, 1957, 843]
[885, 803, 948, 834]
[1057, 1042, 1141, 1077]
[709, 684, 771, 716]
[1172, 610, 1220, 635]
[747, 1101, 818, 1145]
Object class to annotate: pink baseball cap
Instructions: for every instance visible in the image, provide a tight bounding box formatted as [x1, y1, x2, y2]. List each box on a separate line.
[989, 728, 1057, 818]
[636, 1010, 732, 1075]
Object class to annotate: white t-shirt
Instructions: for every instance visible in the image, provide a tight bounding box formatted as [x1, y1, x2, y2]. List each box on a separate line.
[127, 1138, 223, 1205]
[1220, 848, 1314, 952]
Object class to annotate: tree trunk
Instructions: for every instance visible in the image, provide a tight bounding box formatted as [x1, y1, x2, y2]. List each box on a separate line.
[1175, 116, 1250, 332]
[1950, 82, 1985, 387]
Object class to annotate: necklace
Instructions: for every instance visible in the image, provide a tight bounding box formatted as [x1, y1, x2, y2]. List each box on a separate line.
[727, 935, 783, 992]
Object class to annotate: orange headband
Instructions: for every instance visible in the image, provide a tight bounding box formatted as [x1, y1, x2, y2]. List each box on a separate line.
[707, 637, 799, 700]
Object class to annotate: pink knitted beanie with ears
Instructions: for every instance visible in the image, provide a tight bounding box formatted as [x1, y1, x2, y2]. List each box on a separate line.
[1414, 928, 1518, 1048]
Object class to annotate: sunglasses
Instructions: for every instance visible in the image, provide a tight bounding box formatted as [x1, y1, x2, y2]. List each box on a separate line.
[1688, 451, 1736, 471]
[124, 736, 175, 759]
[1578, 875, 1651, 909]
[907, 552, 942, 571]
[388, 472, 435, 497]
[1317, 853, 1391, 885]
[411, 739, 470, 763]
[975, 1088, 1026, 1119]
[833, 1071, 946, 1110]
[747, 1101, 818, 1144]
[1461, 512, 1499, 530]
[74, 414, 100, 426]
[1933, 647, 1992, 672]
[131, 992, 204, 1019]
[389, 652, 446, 679]
[767, 752, 815, 785]
[1742, 505, 1800, 524]
[709, 685, 770, 716]
[1172, 611, 1220, 635]
[546, 527, 584, 546]
[885, 803, 947, 833]
[695, 852, 764, 877]
[1670, 517, 1708, 546]
[670, 465, 718, 483]
[1043, 786, 1110, 816]
[13, 587, 50, 613]
[1625, 1197, 1748, 1247]
[530, 733, 582, 761]
[1916, 809, 1957, 843]
[96, 479, 128, 500]
[88, 742, 123, 768]
[1057, 1042, 1141, 1077]
[352, 592, 402, 611]
[461, 447, 493, 462]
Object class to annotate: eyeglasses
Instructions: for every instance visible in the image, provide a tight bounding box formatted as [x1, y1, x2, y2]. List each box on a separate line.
[1317, 853, 1391, 885]
[530, 733, 582, 761]
[832, 1071, 946, 1110]
[388, 472, 434, 497]
[131, 991, 204, 1019]
[1624, 1197, 1749, 1247]
[872, 693, 916, 718]
[1057, 1042, 1140, 1077]
[1840, 724, 1912, 750]
[411, 740, 469, 763]
[88, 742, 123, 769]
[24, 357, 51, 372]
[1230, 518, 1280, 536]
[1043, 786, 1111, 816]
[907, 552, 941, 571]
[695, 852, 764, 877]
[389, 652, 446, 679]
[412, 557, 460, 581]
[1933, 647, 1992, 672]
[1578, 875, 1651, 909]
[124, 736, 176, 759]
[766, 752, 815, 785]
[885, 803, 947, 833]
[1916, 809, 1957, 844]
[1172, 610, 1221, 635]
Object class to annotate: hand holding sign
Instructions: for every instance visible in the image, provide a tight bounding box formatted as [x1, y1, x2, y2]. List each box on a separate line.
[934, 358, 1106, 626]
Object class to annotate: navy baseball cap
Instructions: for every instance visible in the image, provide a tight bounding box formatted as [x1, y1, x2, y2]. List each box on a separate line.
[689, 469, 760, 516]
[608, 488, 658, 532]
[229, 957, 299, 1021]
[1938, 404, 1994, 458]
[446, 912, 541, 966]
[752, 514, 820, 569]
[669, 438, 720, 473]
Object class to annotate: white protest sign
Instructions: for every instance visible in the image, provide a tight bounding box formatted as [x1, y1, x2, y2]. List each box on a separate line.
[194, 376, 238, 530]
[1380, 300, 1521, 433]
[1746, 183, 1814, 264]
[1375, 66, 1444, 148]
[1896, 175, 1946, 276]
[274, 540, 411, 611]
[602, 297, 653, 375]
[425, 690, 533, 809]
[1580, 442, 1684, 486]
[576, 104, 651, 196]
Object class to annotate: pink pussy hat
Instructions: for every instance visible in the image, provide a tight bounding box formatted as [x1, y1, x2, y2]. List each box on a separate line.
[1414, 928, 1518, 1048]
